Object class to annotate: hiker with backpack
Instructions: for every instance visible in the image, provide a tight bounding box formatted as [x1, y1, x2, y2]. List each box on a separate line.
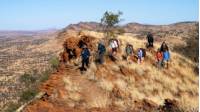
[156, 48, 163, 69]
[146, 32, 154, 48]
[97, 40, 106, 64]
[108, 39, 119, 61]
[81, 45, 90, 71]
[125, 43, 134, 62]
[109, 39, 119, 55]
[160, 41, 170, 68]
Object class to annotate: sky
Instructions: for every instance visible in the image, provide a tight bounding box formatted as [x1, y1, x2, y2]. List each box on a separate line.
[0, 0, 198, 30]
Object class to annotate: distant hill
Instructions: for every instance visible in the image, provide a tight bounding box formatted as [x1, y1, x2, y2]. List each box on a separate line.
[0, 29, 58, 39]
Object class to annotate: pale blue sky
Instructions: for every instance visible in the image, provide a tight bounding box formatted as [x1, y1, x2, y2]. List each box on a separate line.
[0, 0, 198, 30]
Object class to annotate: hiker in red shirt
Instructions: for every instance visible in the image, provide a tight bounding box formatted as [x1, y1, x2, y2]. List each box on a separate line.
[156, 48, 163, 69]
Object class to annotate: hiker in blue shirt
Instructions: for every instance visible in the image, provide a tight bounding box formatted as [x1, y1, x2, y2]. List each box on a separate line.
[81, 45, 90, 71]
[98, 41, 106, 64]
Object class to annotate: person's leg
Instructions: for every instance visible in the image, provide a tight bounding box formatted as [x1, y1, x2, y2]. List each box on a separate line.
[86, 58, 89, 68]
[100, 53, 104, 64]
[112, 48, 114, 55]
[99, 53, 102, 64]
[166, 60, 168, 69]
[156, 61, 159, 68]
[81, 59, 85, 70]
[158, 60, 162, 69]
[148, 41, 150, 48]
[162, 60, 165, 68]
[150, 42, 153, 47]
[138, 57, 141, 64]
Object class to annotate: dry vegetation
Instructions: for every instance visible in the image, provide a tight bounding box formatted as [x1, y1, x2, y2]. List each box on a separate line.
[24, 30, 198, 112]
[0, 31, 62, 111]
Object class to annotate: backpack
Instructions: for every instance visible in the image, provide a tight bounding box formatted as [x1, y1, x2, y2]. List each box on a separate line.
[126, 45, 133, 55]
[113, 39, 119, 48]
[163, 51, 170, 61]
[98, 43, 106, 54]
[147, 34, 154, 42]
[138, 49, 143, 58]
[141, 48, 146, 57]
[156, 52, 163, 61]
[81, 48, 90, 59]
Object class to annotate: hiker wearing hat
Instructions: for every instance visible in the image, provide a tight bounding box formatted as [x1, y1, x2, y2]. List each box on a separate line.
[97, 40, 106, 64]
[81, 45, 90, 71]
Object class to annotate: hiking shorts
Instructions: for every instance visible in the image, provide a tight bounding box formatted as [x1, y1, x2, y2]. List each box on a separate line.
[112, 48, 117, 52]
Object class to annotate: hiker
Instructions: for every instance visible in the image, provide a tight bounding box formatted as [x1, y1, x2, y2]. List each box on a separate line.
[97, 40, 106, 64]
[156, 48, 163, 69]
[160, 41, 169, 52]
[109, 39, 118, 55]
[81, 45, 90, 71]
[163, 49, 170, 69]
[137, 48, 143, 64]
[146, 32, 154, 48]
[125, 43, 134, 62]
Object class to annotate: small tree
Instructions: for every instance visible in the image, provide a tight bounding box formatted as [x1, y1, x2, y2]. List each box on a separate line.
[101, 11, 123, 38]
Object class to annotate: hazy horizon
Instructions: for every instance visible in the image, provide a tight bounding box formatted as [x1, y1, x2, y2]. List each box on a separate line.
[0, 0, 198, 30]
[0, 20, 198, 31]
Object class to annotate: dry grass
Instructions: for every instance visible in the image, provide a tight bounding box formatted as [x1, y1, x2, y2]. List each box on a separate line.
[56, 30, 198, 110]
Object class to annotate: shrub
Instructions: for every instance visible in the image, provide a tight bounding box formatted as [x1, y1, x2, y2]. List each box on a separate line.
[49, 56, 59, 70]
[19, 73, 37, 84]
[4, 102, 20, 112]
[20, 89, 38, 102]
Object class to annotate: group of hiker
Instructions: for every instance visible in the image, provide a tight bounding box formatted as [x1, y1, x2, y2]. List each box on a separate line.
[70, 32, 170, 71]
[156, 41, 170, 69]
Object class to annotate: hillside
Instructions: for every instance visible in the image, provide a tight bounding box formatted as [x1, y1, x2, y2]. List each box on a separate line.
[0, 30, 63, 110]
[0, 21, 198, 111]
[24, 30, 198, 112]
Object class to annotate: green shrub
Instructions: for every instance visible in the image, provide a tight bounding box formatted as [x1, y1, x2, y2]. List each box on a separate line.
[39, 69, 52, 82]
[49, 56, 59, 70]
[4, 102, 20, 112]
[20, 89, 38, 102]
[19, 73, 37, 84]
